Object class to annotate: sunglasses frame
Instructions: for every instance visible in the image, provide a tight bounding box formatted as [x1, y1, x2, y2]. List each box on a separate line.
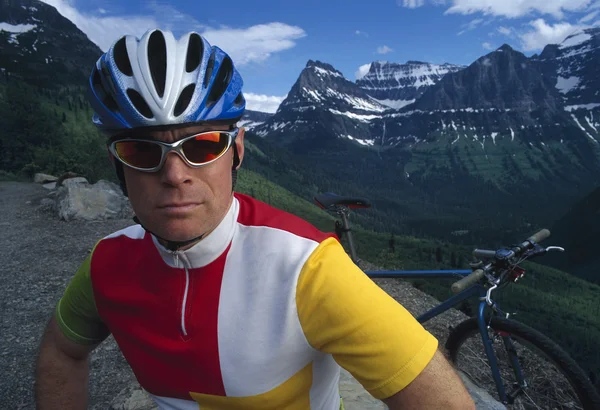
[107, 128, 239, 172]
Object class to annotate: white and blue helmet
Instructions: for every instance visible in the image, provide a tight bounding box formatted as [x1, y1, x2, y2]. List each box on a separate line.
[87, 29, 245, 134]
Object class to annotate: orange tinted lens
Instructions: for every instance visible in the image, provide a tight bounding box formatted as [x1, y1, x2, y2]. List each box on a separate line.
[115, 140, 162, 169]
[182, 132, 230, 164]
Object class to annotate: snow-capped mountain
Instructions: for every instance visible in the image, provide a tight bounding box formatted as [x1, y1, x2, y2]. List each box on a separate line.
[0, 0, 102, 87]
[356, 61, 465, 109]
[238, 110, 272, 131]
[254, 60, 388, 147]
[535, 28, 600, 111]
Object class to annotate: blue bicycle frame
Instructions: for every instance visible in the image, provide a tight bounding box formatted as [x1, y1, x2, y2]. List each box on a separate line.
[363, 268, 515, 403]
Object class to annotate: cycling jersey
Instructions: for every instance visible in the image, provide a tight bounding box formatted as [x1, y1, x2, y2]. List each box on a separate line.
[56, 192, 438, 410]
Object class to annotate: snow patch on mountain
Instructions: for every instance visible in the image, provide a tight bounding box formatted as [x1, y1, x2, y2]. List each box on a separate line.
[556, 76, 581, 94]
[371, 98, 415, 109]
[345, 135, 375, 146]
[314, 66, 343, 78]
[0, 23, 36, 33]
[565, 103, 600, 111]
[329, 109, 382, 122]
[237, 120, 264, 130]
[560, 32, 592, 50]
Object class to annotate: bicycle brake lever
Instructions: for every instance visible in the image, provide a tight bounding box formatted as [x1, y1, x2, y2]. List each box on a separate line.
[545, 246, 565, 252]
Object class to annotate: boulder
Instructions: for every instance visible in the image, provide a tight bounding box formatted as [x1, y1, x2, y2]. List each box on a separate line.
[110, 385, 157, 410]
[49, 179, 133, 221]
[33, 173, 58, 184]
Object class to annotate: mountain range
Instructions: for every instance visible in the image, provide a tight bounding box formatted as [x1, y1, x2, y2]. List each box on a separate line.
[2, 0, 599, 257]
[241, 28, 600, 245]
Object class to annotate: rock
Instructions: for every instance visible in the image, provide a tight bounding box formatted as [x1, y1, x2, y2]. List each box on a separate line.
[459, 372, 507, 410]
[42, 182, 56, 190]
[33, 173, 58, 184]
[339, 369, 385, 409]
[110, 385, 157, 410]
[61, 177, 89, 187]
[56, 171, 85, 187]
[54, 179, 133, 221]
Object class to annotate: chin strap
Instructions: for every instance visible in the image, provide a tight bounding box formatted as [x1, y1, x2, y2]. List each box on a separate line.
[132, 215, 205, 251]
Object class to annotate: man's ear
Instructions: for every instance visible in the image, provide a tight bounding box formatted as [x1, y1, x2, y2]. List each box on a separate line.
[234, 127, 245, 170]
[107, 148, 115, 164]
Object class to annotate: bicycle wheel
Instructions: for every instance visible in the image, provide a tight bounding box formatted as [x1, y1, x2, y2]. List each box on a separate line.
[445, 316, 600, 410]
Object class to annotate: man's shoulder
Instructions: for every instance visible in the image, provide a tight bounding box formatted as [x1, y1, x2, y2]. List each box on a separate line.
[234, 192, 336, 244]
[92, 224, 147, 255]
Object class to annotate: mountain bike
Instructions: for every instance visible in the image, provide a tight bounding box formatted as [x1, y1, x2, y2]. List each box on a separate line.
[314, 192, 600, 410]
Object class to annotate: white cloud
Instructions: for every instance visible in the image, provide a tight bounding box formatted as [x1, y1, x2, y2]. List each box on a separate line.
[355, 30, 369, 37]
[457, 17, 484, 35]
[444, 0, 593, 19]
[355, 63, 372, 80]
[520, 19, 581, 51]
[579, 10, 599, 22]
[40, 0, 159, 51]
[244, 93, 286, 113]
[482, 42, 494, 50]
[497, 26, 513, 36]
[39, 0, 306, 65]
[202, 23, 306, 65]
[400, 0, 426, 8]
[376, 45, 394, 54]
[97, 8, 107, 14]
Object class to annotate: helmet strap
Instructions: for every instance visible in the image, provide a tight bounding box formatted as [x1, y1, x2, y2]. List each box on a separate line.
[132, 215, 205, 251]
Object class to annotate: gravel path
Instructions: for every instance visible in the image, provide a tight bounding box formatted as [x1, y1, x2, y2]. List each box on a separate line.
[0, 181, 503, 410]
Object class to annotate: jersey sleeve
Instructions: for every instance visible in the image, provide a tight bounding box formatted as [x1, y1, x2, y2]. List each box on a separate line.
[296, 237, 438, 400]
[55, 243, 111, 345]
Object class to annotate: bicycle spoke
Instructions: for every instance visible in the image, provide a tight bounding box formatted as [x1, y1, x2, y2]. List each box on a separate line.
[449, 320, 587, 409]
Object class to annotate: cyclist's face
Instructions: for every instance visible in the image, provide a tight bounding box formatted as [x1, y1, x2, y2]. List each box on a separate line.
[121, 124, 245, 249]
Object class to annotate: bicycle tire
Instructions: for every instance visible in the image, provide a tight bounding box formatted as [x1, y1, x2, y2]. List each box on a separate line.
[445, 316, 600, 410]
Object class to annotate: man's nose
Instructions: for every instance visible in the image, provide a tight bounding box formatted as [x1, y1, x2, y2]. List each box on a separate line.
[160, 152, 192, 186]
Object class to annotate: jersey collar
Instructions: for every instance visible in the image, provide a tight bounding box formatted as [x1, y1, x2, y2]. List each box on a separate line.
[152, 196, 239, 268]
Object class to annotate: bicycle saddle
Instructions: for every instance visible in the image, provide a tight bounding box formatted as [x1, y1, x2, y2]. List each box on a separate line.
[314, 192, 371, 210]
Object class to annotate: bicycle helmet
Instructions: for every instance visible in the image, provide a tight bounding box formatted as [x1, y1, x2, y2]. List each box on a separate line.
[87, 29, 245, 133]
[86, 29, 246, 251]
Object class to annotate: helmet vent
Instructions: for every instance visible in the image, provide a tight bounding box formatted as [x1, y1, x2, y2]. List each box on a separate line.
[126, 89, 154, 118]
[203, 50, 216, 88]
[186, 33, 203, 73]
[92, 67, 119, 113]
[234, 91, 244, 107]
[113, 37, 133, 76]
[147, 30, 167, 98]
[206, 56, 233, 108]
[174, 84, 196, 117]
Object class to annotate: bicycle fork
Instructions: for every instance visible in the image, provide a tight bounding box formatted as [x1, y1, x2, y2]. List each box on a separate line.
[477, 302, 528, 405]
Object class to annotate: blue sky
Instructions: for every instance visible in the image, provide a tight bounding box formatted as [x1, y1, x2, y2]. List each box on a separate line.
[42, 0, 600, 112]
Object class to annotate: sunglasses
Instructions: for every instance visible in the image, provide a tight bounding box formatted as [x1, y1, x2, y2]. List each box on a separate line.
[108, 128, 239, 172]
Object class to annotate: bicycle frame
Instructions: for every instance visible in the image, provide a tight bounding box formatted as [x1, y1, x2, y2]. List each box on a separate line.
[338, 212, 522, 404]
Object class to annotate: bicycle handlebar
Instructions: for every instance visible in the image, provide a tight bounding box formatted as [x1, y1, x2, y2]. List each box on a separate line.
[473, 249, 496, 259]
[451, 269, 486, 294]
[527, 229, 550, 244]
[451, 229, 551, 294]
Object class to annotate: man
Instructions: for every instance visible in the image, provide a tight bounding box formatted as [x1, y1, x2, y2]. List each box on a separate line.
[34, 29, 475, 410]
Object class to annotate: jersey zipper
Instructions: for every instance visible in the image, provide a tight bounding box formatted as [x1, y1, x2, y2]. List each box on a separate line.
[173, 251, 190, 337]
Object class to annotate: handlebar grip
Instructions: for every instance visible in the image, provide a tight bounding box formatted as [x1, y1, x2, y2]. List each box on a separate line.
[527, 229, 551, 244]
[473, 249, 496, 260]
[451, 269, 485, 294]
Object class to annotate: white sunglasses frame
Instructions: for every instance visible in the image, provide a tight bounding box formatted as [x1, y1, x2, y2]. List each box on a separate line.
[108, 128, 239, 172]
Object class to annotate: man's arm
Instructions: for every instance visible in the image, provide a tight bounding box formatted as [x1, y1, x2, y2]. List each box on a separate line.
[35, 315, 100, 410]
[296, 237, 475, 407]
[35, 246, 110, 409]
[382, 350, 475, 409]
